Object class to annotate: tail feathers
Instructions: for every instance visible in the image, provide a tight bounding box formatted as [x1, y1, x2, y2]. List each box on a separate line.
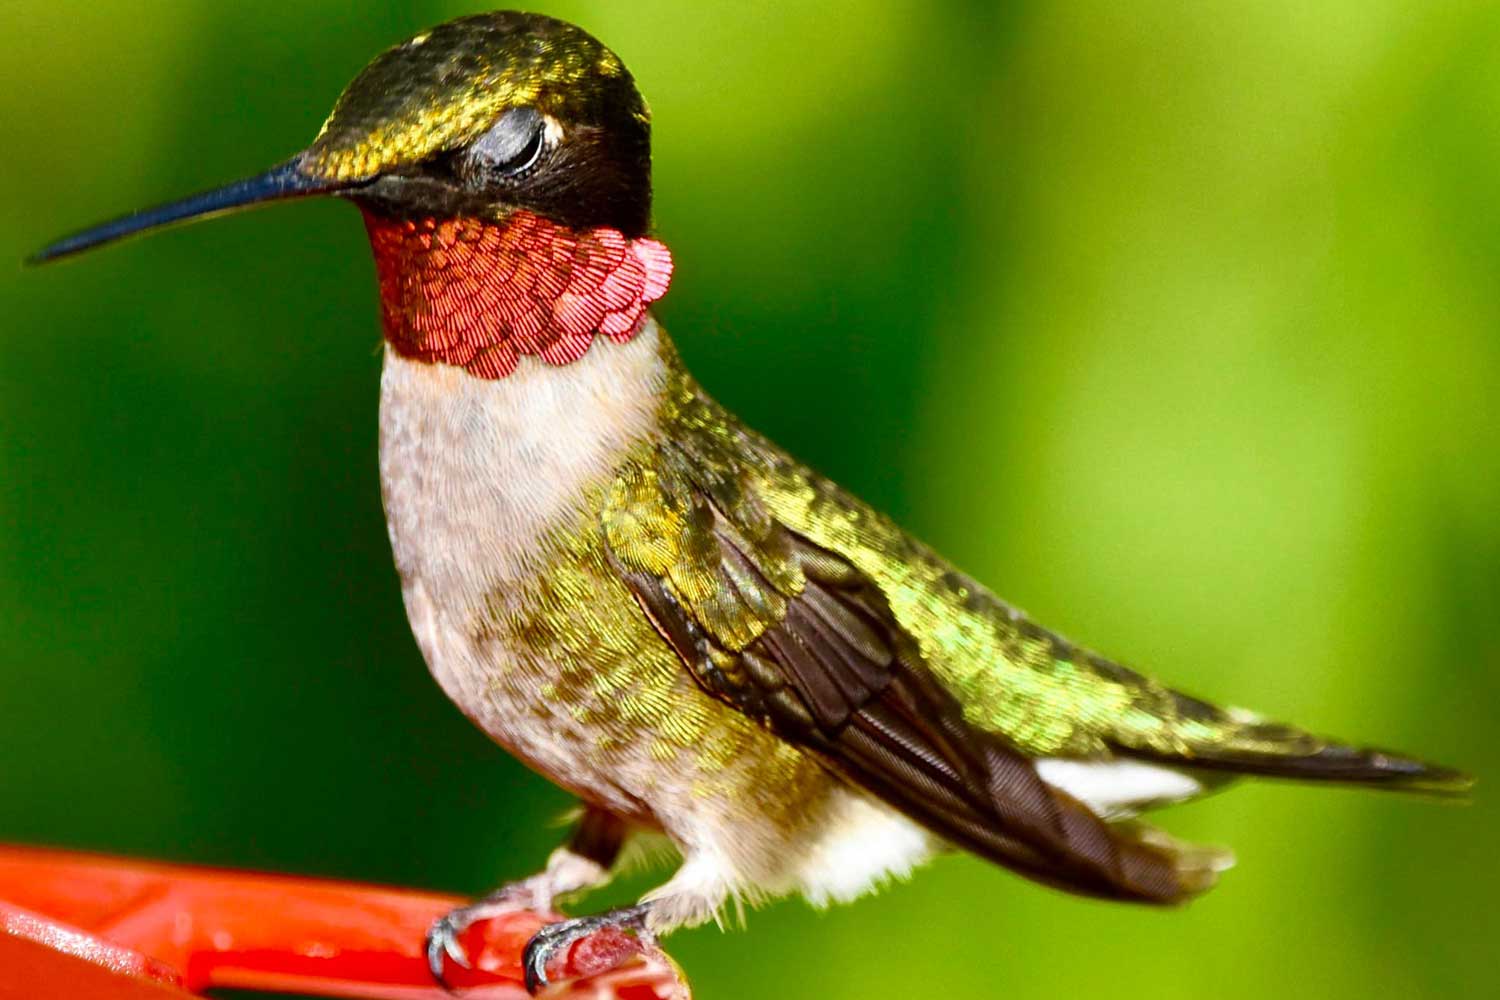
[1113, 819, 1234, 897]
[1119, 719, 1473, 798]
[947, 783, 1226, 906]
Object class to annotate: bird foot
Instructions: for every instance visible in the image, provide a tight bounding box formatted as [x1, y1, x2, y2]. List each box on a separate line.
[522, 902, 655, 995]
[426, 883, 540, 990]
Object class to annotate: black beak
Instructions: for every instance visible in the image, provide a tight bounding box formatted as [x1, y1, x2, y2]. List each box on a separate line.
[28, 157, 356, 265]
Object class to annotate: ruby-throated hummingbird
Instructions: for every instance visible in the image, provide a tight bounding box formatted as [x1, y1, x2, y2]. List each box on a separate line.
[33, 10, 1471, 994]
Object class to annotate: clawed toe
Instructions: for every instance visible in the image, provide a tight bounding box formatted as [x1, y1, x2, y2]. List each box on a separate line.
[426, 888, 536, 990]
[521, 903, 653, 995]
[425, 908, 476, 989]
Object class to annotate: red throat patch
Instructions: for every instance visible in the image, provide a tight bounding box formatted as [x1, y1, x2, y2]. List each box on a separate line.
[362, 210, 674, 379]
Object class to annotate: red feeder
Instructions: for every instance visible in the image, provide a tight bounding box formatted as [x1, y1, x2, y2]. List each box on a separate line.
[0, 845, 688, 1000]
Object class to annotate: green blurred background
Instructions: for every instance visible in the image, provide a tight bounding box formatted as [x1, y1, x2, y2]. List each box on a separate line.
[3, 2, 1497, 997]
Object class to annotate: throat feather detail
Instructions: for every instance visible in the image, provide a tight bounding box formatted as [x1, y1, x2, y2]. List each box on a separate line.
[363, 210, 673, 379]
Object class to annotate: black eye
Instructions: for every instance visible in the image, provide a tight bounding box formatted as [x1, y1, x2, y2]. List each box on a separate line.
[464, 106, 546, 180]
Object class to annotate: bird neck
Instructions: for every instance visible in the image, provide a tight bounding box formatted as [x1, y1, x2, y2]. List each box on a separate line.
[361, 209, 674, 380]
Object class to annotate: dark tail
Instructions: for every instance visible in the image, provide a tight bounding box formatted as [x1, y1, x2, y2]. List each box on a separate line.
[1117, 717, 1473, 798]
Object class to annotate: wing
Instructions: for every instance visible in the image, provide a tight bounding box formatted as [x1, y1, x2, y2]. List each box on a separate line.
[602, 395, 1203, 904]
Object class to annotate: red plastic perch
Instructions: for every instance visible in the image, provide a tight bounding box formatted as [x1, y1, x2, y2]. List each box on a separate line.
[0, 845, 688, 1000]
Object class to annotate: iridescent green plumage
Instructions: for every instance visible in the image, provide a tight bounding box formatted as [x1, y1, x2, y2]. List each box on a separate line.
[616, 339, 1467, 771]
[599, 336, 1468, 902]
[308, 12, 635, 182]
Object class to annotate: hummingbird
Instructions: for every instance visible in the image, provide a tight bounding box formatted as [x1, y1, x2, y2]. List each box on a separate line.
[34, 10, 1471, 994]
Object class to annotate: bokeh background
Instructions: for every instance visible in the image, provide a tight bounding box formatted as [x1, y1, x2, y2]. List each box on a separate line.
[3, 2, 1497, 997]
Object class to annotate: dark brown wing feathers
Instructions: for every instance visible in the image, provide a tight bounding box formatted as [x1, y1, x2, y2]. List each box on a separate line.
[609, 485, 1195, 905]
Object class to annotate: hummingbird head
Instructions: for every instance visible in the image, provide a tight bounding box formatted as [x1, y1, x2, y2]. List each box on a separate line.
[307, 11, 653, 236]
[33, 11, 674, 379]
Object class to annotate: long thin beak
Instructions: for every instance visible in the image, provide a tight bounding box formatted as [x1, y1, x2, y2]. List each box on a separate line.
[28, 157, 356, 265]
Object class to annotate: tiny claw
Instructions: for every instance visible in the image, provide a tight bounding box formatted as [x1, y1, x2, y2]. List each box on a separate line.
[427, 885, 545, 990]
[521, 904, 652, 995]
[522, 941, 550, 995]
[444, 930, 472, 969]
[425, 910, 473, 990]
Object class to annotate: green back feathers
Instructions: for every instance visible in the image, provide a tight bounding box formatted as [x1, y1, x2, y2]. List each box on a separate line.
[630, 338, 1470, 797]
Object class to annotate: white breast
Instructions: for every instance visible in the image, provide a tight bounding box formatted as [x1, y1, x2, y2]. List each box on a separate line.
[376, 324, 667, 805]
[379, 322, 666, 593]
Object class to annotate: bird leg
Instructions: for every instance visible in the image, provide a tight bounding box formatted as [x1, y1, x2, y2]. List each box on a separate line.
[426, 806, 625, 987]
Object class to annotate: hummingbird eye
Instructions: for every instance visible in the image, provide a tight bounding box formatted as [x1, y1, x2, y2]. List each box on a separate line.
[461, 106, 547, 182]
